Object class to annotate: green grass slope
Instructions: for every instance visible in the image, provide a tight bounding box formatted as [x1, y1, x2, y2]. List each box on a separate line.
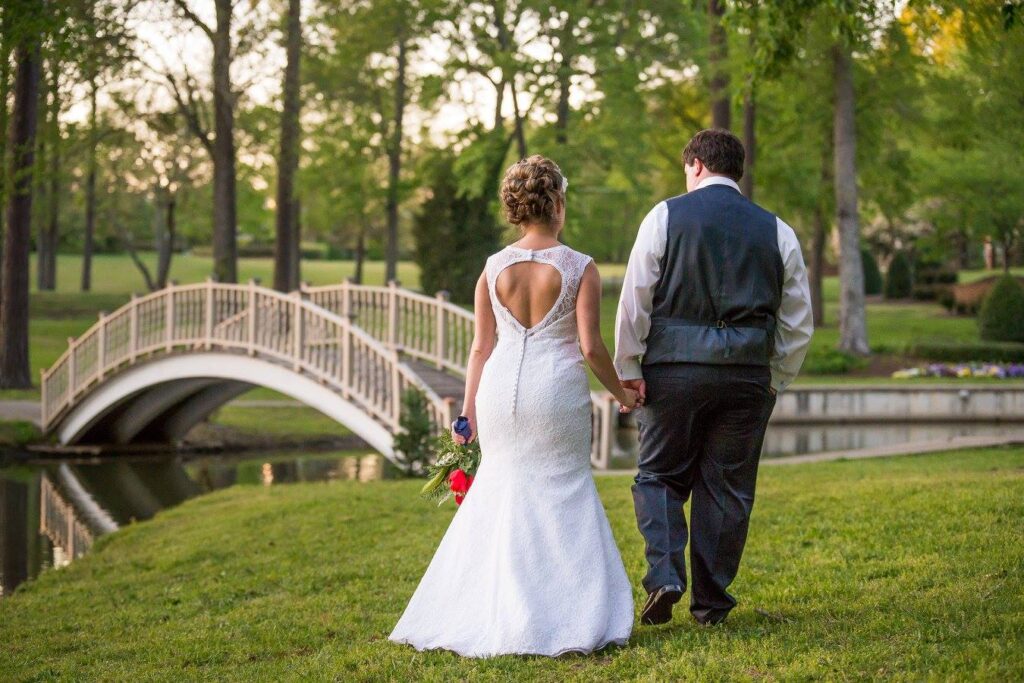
[2, 448, 1022, 681]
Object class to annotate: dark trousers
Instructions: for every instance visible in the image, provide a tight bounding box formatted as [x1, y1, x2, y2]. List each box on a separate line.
[632, 362, 776, 623]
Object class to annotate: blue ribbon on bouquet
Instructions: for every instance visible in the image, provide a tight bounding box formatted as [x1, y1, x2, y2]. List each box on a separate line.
[452, 415, 473, 443]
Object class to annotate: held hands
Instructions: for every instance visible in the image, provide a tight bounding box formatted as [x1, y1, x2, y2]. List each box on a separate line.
[618, 388, 642, 412]
[617, 378, 646, 413]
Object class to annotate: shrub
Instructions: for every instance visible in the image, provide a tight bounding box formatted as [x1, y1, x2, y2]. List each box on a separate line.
[978, 275, 1024, 343]
[912, 260, 957, 301]
[801, 347, 868, 375]
[905, 340, 1024, 363]
[885, 252, 914, 299]
[392, 387, 437, 476]
[862, 249, 883, 296]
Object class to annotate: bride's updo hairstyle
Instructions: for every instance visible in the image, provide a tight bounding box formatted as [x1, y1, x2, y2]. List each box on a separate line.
[499, 155, 566, 229]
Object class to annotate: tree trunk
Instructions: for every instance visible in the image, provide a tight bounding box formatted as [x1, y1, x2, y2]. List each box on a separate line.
[290, 197, 300, 286]
[810, 206, 827, 327]
[211, 0, 237, 283]
[810, 113, 834, 328]
[832, 44, 869, 355]
[354, 224, 366, 285]
[0, 32, 41, 389]
[385, 36, 407, 283]
[273, 0, 301, 292]
[511, 78, 527, 158]
[740, 83, 755, 198]
[0, 25, 10, 252]
[37, 52, 59, 291]
[81, 76, 96, 292]
[156, 194, 175, 288]
[555, 61, 570, 145]
[707, 0, 730, 130]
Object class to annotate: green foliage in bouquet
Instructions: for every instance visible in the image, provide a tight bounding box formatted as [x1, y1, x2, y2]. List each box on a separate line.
[393, 388, 436, 476]
[420, 430, 481, 506]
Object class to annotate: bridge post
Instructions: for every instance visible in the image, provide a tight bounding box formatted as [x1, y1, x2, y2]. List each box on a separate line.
[128, 294, 139, 362]
[247, 278, 258, 355]
[292, 289, 306, 371]
[387, 279, 401, 350]
[67, 337, 76, 398]
[204, 277, 214, 349]
[97, 312, 107, 381]
[341, 277, 352, 321]
[435, 290, 449, 370]
[164, 283, 176, 352]
[390, 349, 402, 430]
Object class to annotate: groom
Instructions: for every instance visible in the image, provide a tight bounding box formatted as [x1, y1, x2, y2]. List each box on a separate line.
[614, 128, 813, 626]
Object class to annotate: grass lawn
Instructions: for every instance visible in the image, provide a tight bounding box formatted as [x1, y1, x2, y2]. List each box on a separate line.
[1, 447, 1022, 680]
[208, 405, 353, 438]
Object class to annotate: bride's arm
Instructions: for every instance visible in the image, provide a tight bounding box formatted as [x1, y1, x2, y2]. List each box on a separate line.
[455, 270, 497, 444]
[576, 262, 640, 410]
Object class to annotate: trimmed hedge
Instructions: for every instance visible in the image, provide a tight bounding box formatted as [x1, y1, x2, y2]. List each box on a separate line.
[862, 249, 883, 296]
[979, 275, 1024, 343]
[905, 340, 1024, 363]
[885, 252, 914, 299]
[802, 347, 868, 375]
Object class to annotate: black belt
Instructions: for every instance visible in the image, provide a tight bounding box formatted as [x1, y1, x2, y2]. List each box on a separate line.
[650, 316, 771, 330]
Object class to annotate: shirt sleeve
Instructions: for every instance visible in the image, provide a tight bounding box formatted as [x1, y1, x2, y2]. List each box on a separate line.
[771, 217, 814, 392]
[614, 202, 668, 380]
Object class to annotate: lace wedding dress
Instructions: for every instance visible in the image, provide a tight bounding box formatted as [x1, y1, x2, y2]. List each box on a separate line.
[389, 243, 634, 658]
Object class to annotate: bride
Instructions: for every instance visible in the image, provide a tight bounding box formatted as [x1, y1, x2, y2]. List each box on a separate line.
[388, 155, 641, 658]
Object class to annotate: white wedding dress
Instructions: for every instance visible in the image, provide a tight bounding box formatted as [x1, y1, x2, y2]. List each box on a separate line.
[389, 243, 634, 658]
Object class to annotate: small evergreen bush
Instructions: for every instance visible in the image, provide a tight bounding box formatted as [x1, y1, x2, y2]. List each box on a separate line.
[885, 252, 914, 299]
[862, 249, 883, 296]
[392, 387, 437, 476]
[978, 275, 1024, 343]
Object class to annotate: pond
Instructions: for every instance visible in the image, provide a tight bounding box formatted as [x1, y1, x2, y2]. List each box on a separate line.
[3, 419, 1024, 597]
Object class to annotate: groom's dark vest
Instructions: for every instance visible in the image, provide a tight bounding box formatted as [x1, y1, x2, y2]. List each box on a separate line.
[643, 183, 785, 367]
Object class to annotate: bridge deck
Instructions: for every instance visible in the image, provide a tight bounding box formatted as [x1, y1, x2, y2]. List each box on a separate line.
[405, 358, 466, 405]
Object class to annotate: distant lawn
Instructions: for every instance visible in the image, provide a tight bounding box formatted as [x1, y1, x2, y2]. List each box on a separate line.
[9, 253, 1015, 400]
[1, 447, 1021, 680]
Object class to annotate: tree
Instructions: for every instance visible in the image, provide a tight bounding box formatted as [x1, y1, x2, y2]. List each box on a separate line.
[413, 138, 506, 304]
[167, 0, 249, 283]
[35, 48, 61, 291]
[273, 0, 302, 292]
[67, 0, 133, 292]
[310, 0, 444, 284]
[832, 41, 868, 354]
[0, 0, 43, 389]
[707, 0, 730, 129]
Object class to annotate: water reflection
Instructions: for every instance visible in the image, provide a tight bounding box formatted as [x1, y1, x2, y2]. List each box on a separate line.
[0, 449, 384, 597]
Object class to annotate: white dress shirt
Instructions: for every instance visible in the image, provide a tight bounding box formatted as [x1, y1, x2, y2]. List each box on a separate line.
[613, 176, 814, 392]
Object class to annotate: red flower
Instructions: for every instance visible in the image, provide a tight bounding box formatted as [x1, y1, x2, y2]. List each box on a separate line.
[448, 469, 475, 505]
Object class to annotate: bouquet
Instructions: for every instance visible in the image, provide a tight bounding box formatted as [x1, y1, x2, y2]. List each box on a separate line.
[420, 416, 481, 506]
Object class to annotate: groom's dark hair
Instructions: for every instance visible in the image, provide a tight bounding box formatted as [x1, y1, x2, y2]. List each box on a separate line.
[682, 129, 745, 181]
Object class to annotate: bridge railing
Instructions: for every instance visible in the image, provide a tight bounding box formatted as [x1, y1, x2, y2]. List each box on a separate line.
[303, 280, 476, 377]
[304, 279, 620, 468]
[40, 280, 454, 436]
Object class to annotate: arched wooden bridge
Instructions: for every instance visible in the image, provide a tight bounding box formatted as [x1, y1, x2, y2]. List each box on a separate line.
[41, 280, 618, 467]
